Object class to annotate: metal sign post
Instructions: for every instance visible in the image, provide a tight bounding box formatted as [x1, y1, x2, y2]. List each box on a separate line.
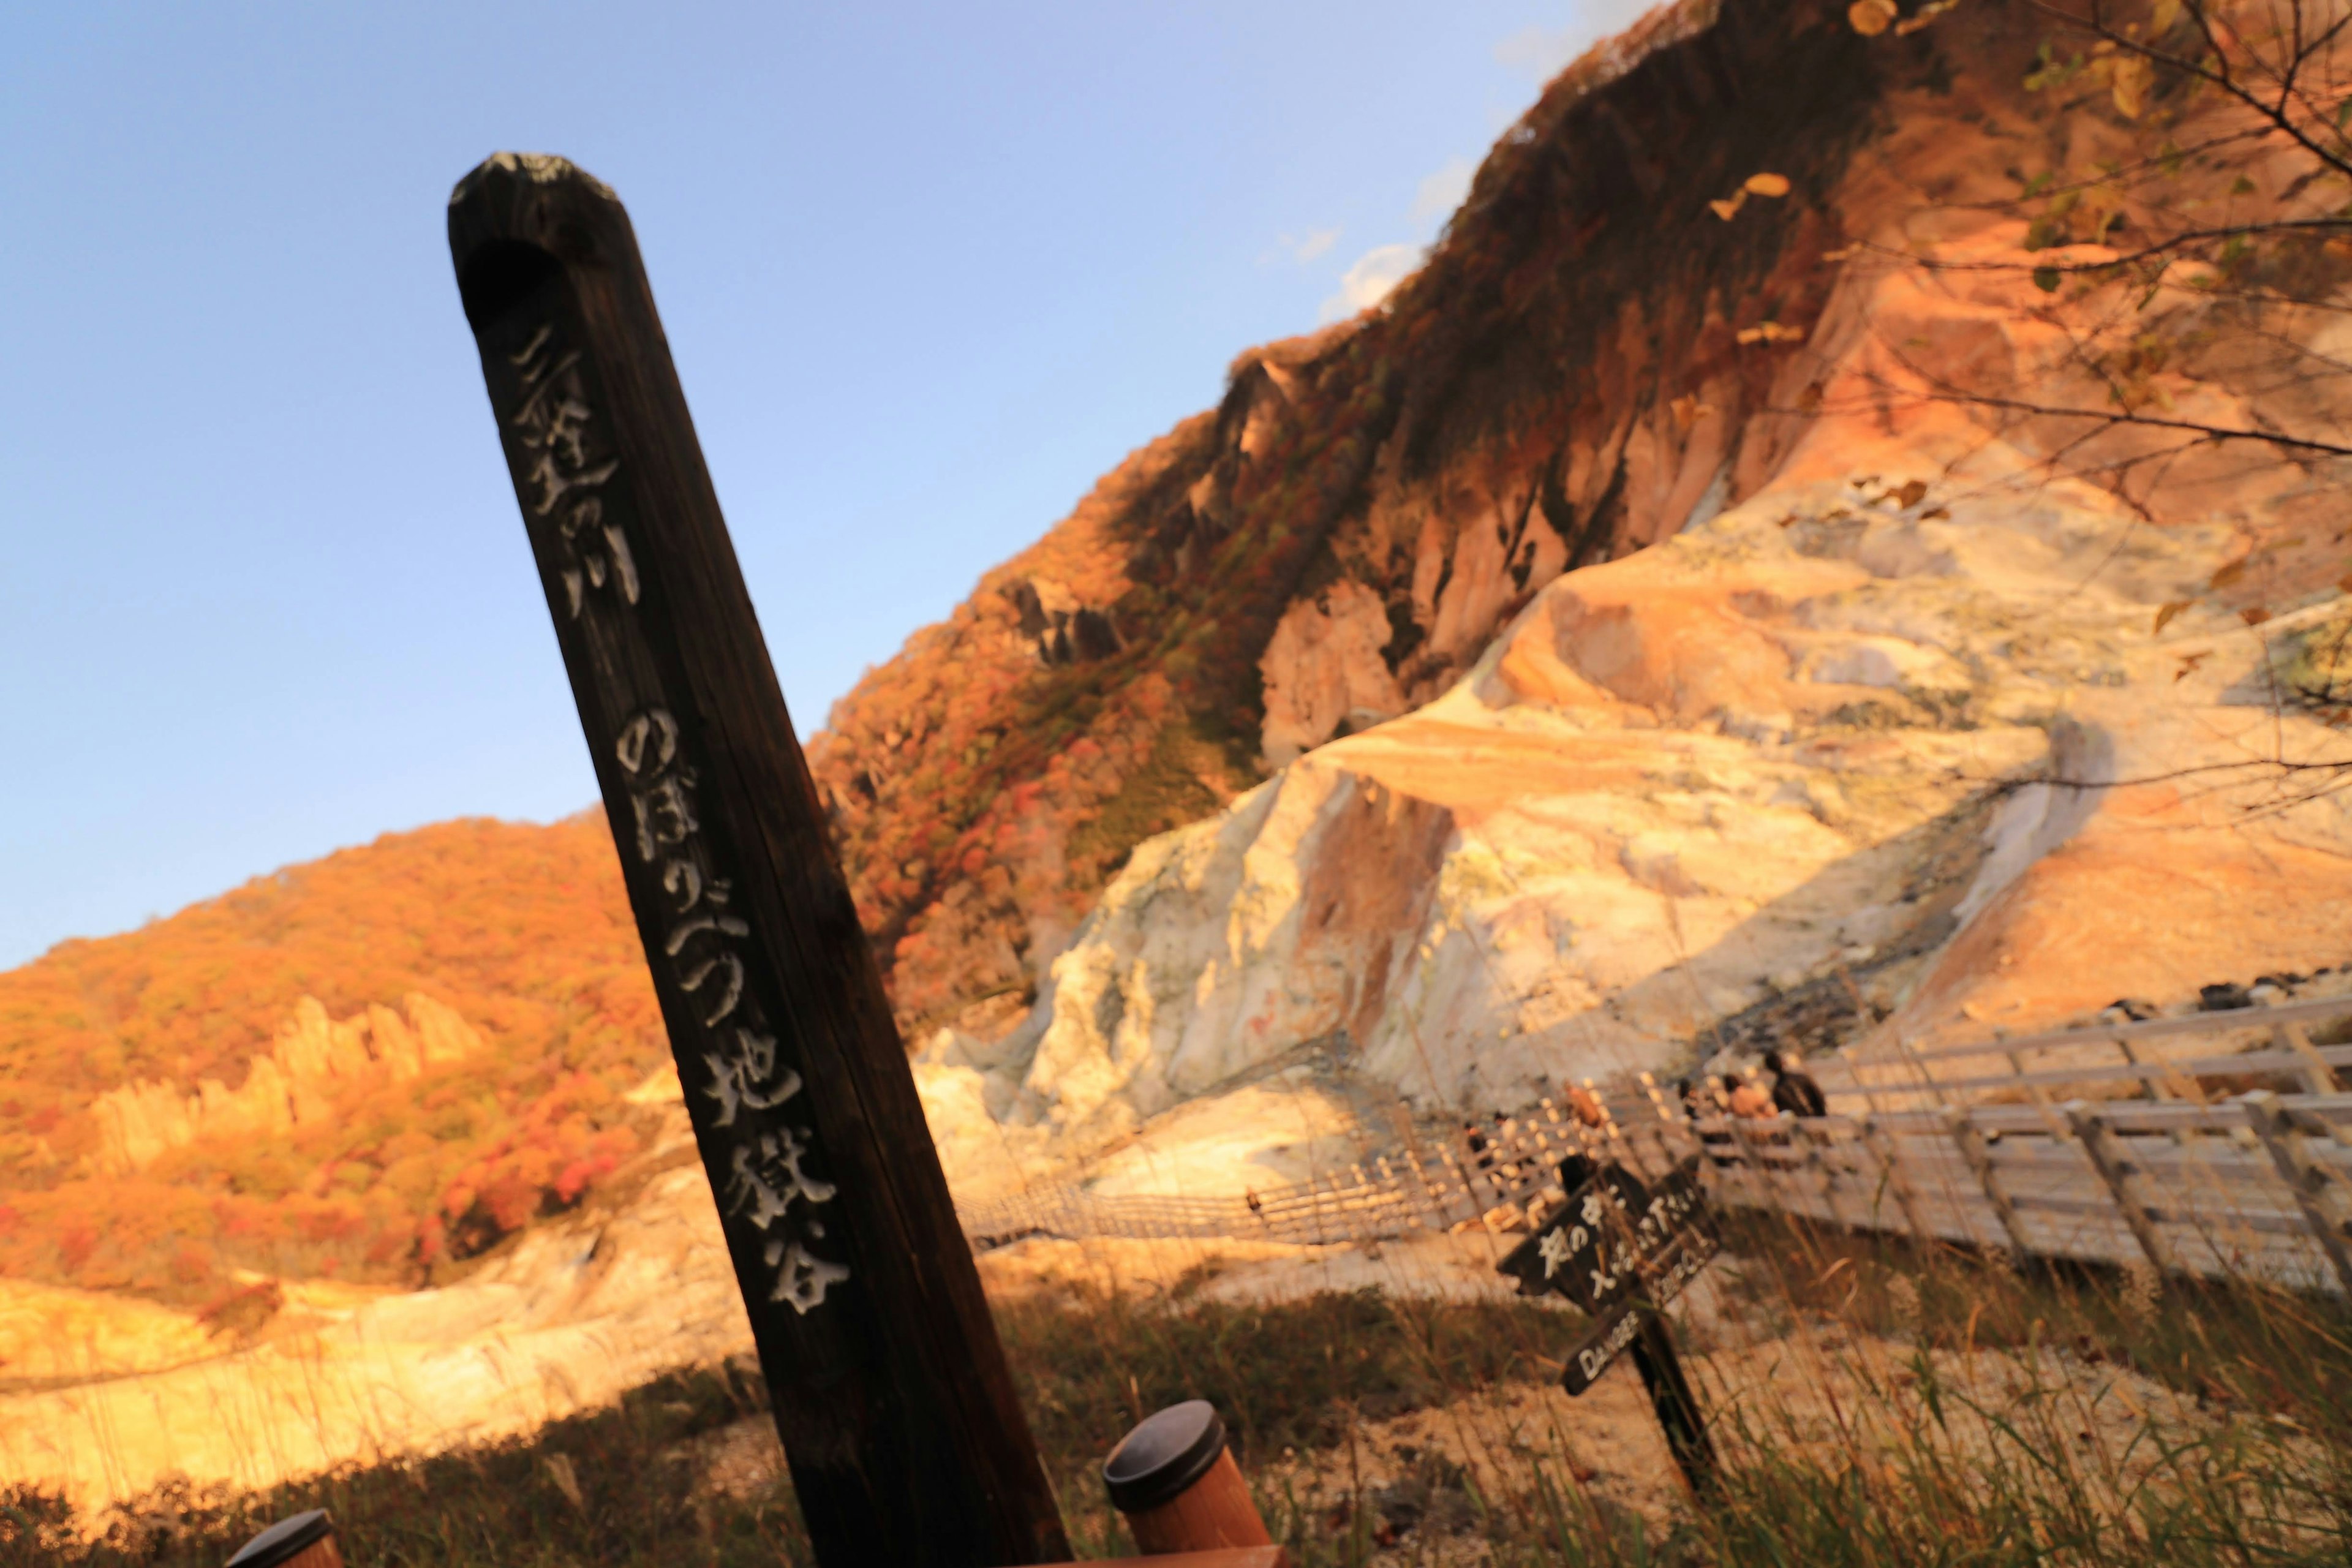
[1500, 1156, 1722, 1493]
[447, 153, 1069, 1567]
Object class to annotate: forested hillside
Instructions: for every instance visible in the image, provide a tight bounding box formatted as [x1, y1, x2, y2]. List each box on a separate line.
[0, 816, 665, 1305]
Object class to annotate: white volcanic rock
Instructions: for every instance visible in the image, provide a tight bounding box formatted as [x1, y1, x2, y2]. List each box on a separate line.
[0, 1109, 754, 1518]
[0, 1278, 222, 1382]
[924, 236, 2352, 1175]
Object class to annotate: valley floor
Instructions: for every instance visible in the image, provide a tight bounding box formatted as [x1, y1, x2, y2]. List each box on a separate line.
[10, 1215, 2348, 1568]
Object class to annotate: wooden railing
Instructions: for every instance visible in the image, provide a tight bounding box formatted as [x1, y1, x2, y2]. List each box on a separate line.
[956, 997, 2352, 1295]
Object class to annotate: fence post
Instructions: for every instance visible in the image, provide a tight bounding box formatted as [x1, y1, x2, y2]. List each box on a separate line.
[2004, 1045, 2073, 1143]
[1434, 1145, 1480, 1227]
[1398, 1145, 1442, 1229]
[2113, 1034, 2211, 1150]
[225, 1510, 341, 1568]
[1638, 1071, 1697, 1166]
[2273, 1023, 2351, 1147]
[1859, 1117, 1935, 1248]
[2065, 1101, 2178, 1275]
[2242, 1090, 2352, 1295]
[1528, 1098, 1567, 1174]
[1792, 1118, 1850, 1229]
[1586, 1077, 1643, 1175]
[1945, 1107, 2037, 1260]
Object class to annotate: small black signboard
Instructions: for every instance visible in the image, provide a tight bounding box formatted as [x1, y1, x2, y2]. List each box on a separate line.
[1499, 1155, 1722, 1491]
[1558, 1234, 1716, 1396]
[1499, 1155, 1715, 1322]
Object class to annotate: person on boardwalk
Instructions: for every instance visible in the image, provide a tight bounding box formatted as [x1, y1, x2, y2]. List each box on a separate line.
[1556, 1087, 1609, 1193]
[1763, 1050, 1828, 1118]
[1463, 1119, 1494, 1170]
[1683, 1076, 1742, 1167]
[1726, 1073, 1776, 1120]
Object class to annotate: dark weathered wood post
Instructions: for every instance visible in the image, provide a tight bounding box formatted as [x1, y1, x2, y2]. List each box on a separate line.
[447, 152, 1069, 1567]
[1501, 1156, 1721, 1495]
[1627, 1316, 1718, 1495]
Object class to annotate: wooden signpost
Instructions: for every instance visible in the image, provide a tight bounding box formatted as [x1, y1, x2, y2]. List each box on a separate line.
[447, 153, 1069, 1568]
[1499, 1156, 1721, 1492]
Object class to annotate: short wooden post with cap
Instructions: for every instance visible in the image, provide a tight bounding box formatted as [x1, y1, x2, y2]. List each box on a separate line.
[1101, 1401, 1286, 1565]
[224, 1510, 341, 1568]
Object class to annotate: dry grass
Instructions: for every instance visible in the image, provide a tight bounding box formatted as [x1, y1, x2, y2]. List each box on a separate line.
[6, 1214, 2350, 1566]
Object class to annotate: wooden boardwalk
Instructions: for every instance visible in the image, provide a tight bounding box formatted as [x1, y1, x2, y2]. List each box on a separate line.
[957, 997, 2352, 1295]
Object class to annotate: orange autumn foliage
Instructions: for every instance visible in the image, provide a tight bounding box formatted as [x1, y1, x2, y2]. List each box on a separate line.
[0, 814, 667, 1304]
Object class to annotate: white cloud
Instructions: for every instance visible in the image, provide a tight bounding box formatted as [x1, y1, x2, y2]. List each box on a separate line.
[1265, 226, 1341, 266]
[1494, 3, 1662, 81]
[1494, 21, 1581, 78]
[1412, 157, 1476, 223]
[1318, 243, 1422, 324]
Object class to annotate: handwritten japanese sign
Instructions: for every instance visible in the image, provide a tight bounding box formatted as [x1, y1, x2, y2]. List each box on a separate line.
[450, 152, 1074, 1567]
[1498, 1156, 1718, 1395]
[1499, 1156, 1713, 1314]
[485, 311, 853, 1323]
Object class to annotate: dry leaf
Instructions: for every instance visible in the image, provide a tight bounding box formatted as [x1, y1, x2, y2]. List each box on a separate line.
[544, 1453, 585, 1510]
[2210, 558, 2248, 589]
[2111, 56, 2150, 119]
[1798, 381, 1826, 412]
[1737, 321, 1807, 345]
[1709, 193, 1748, 221]
[1895, 479, 1929, 508]
[1920, 506, 1951, 520]
[1744, 172, 1792, 198]
[2153, 600, 2192, 633]
[1849, 0, 1898, 35]
[2240, 606, 2273, 626]
[1894, 0, 1961, 32]
[2173, 650, 2210, 682]
[2336, 573, 2352, 594]
[1821, 246, 1852, 262]
[2152, 0, 2183, 31]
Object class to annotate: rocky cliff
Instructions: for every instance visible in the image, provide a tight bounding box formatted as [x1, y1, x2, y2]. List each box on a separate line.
[813, 0, 1899, 1030]
[907, 0, 2352, 1172]
[90, 994, 486, 1176]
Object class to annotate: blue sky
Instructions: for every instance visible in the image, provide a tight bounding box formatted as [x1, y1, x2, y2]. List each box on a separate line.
[0, 1, 1653, 969]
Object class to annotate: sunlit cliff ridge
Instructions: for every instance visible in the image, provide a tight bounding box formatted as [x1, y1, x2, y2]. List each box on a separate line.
[907, 0, 2352, 1183]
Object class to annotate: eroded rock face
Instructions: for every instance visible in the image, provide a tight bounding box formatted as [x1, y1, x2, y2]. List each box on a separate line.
[924, 74, 2352, 1167]
[948, 470, 2345, 1162]
[1260, 582, 1412, 767]
[830, 0, 2352, 1038]
[0, 1107, 754, 1520]
[810, 0, 1892, 1027]
[91, 993, 484, 1175]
